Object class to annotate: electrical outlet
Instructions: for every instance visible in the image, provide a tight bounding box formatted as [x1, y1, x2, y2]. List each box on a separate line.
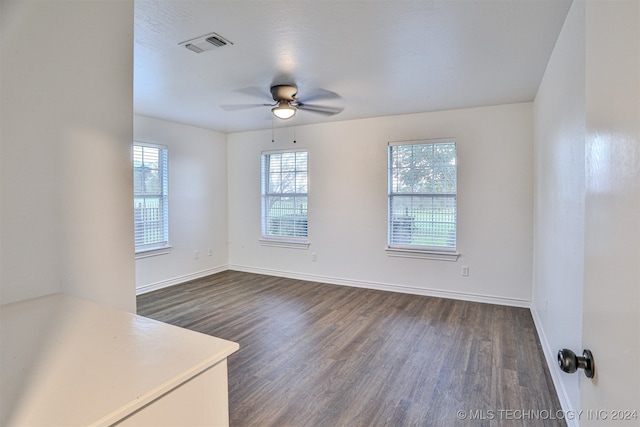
[194, 250, 199, 259]
[312, 253, 317, 262]
[461, 266, 469, 276]
[208, 248, 213, 256]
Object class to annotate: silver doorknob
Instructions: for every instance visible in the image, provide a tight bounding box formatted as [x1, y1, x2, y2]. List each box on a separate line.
[557, 348, 595, 378]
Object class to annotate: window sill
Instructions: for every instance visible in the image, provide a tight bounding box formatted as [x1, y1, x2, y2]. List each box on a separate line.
[385, 247, 459, 262]
[135, 245, 172, 259]
[259, 238, 310, 250]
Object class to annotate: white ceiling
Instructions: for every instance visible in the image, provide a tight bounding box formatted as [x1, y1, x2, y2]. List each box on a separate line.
[134, 0, 572, 133]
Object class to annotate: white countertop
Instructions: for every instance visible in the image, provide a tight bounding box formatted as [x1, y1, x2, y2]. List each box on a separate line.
[0, 293, 239, 426]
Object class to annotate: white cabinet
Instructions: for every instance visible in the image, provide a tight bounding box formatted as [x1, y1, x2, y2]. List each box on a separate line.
[1, 294, 239, 426]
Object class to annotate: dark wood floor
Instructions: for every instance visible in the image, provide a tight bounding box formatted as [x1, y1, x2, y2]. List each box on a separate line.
[137, 270, 564, 427]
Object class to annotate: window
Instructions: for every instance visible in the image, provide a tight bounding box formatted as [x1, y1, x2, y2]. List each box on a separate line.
[388, 140, 457, 258]
[134, 143, 169, 253]
[261, 150, 308, 246]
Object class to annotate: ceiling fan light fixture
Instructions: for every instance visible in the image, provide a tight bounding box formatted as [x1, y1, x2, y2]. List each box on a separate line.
[272, 101, 296, 119]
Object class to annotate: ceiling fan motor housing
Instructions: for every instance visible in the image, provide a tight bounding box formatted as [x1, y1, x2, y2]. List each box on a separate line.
[271, 85, 298, 102]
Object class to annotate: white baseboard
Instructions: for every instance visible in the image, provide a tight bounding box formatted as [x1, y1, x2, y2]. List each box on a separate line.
[227, 264, 531, 308]
[135, 265, 229, 295]
[137, 264, 531, 308]
[530, 306, 579, 427]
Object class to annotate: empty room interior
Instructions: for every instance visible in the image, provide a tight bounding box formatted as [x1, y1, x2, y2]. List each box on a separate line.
[1, 0, 638, 426]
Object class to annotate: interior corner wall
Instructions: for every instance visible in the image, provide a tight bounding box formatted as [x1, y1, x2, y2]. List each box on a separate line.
[0, 0, 136, 312]
[532, 0, 585, 418]
[134, 115, 228, 293]
[228, 103, 534, 306]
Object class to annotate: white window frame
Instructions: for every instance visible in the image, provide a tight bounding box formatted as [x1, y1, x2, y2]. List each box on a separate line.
[260, 149, 310, 249]
[386, 139, 459, 261]
[134, 142, 170, 257]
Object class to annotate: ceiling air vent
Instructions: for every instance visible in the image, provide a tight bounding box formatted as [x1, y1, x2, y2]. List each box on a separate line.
[205, 35, 227, 47]
[179, 32, 233, 54]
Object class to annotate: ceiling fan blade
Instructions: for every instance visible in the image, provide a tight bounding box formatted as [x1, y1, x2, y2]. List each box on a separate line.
[220, 103, 271, 112]
[297, 88, 342, 103]
[297, 103, 344, 116]
[233, 86, 272, 100]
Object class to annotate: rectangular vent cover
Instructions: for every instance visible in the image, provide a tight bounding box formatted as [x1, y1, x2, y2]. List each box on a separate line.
[206, 35, 227, 47]
[179, 32, 233, 53]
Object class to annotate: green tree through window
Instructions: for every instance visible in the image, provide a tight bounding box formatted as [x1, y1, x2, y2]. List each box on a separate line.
[388, 141, 457, 250]
[134, 143, 169, 251]
[261, 150, 308, 240]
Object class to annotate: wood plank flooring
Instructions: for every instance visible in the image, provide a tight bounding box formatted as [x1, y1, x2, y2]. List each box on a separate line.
[137, 271, 565, 427]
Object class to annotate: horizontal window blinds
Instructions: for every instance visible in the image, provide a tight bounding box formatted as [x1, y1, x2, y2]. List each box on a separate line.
[261, 150, 308, 240]
[134, 144, 169, 251]
[388, 141, 457, 250]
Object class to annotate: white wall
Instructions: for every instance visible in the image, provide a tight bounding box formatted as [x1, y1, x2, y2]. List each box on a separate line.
[1, 0, 135, 312]
[532, 0, 585, 417]
[228, 103, 534, 306]
[134, 115, 228, 292]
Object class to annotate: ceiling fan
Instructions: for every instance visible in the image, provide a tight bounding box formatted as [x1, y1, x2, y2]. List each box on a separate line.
[221, 84, 344, 120]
